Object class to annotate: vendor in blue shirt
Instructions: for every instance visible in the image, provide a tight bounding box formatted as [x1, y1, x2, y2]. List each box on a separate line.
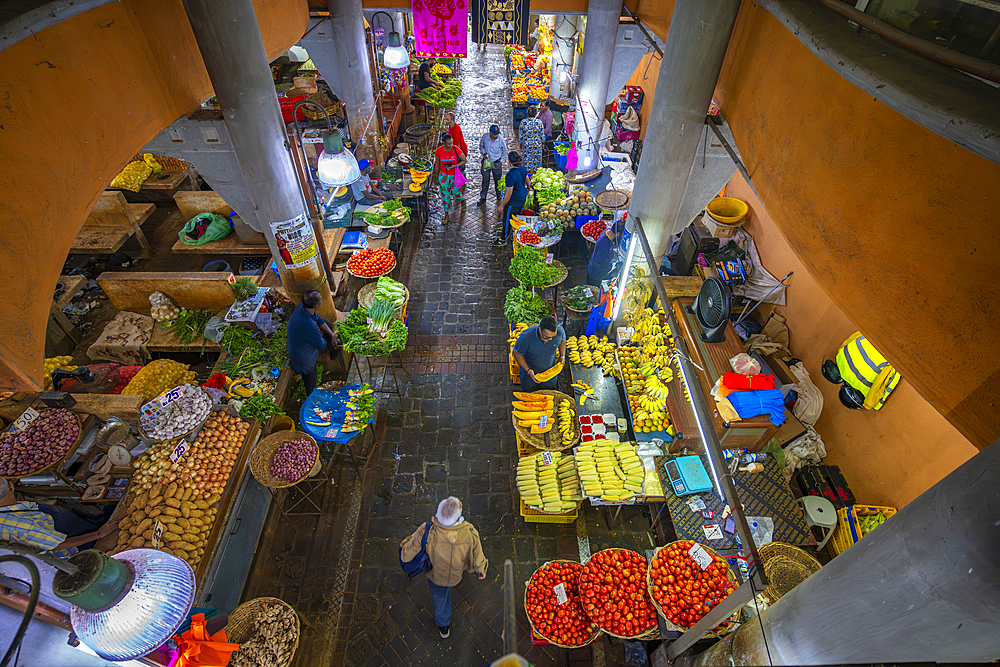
[350, 159, 386, 206]
[587, 220, 625, 288]
[494, 151, 531, 246]
[512, 316, 567, 391]
[287, 290, 337, 396]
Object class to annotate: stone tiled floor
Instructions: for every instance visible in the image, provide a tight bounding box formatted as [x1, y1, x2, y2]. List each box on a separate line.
[245, 44, 665, 667]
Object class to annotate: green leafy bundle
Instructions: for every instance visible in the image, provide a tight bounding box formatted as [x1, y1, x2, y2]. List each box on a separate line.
[509, 247, 562, 287]
[238, 392, 285, 423]
[373, 276, 406, 306]
[335, 308, 408, 356]
[415, 77, 463, 108]
[231, 276, 257, 302]
[504, 287, 552, 324]
[160, 308, 216, 349]
[219, 322, 289, 377]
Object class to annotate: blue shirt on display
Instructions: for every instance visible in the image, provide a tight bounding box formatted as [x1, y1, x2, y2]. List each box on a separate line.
[287, 303, 328, 374]
[588, 231, 616, 283]
[513, 324, 566, 372]
[506, 165, 529, 207]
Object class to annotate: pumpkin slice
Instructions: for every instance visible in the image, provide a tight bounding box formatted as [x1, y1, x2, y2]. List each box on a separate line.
[534, 362, 564, 383]
[530, 421, 554, 434]
[512, 400, 550, 411]
[513, 391, 543, 402]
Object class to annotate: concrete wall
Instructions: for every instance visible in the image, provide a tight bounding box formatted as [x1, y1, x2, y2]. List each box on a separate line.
[725, 172, 978, 508]
[0, 0, 307, 390]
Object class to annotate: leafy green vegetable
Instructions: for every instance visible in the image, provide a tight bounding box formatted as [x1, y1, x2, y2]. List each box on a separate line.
[160, 308, 216, 350]
[219, 322, 289, 378]
[415, 77, 463, 108]
[335, 308, 408, 356]
[564, 285, 598, 311]
[374, 276, 406, 306]
[238, 392, 285, 422]
[509, 247, 563, 287]
[504, 287, 552, 324]
[231, 276, 257, 302]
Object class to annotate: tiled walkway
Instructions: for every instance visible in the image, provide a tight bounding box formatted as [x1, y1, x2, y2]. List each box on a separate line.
[246, 44, 661, 667]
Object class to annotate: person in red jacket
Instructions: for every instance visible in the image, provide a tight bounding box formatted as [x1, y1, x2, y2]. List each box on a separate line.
[444, 112, 468, 200]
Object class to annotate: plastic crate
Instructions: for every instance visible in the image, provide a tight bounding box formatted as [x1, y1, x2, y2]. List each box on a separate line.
[516, 435, 541, 456]
[575, 215, 599, 230]
[553, 142, 570, 169]
[520, 499, 577, 524]
[828, 504, 897, 557]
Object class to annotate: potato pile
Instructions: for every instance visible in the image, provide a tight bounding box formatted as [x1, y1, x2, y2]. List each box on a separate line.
[122, 359, 197, 400]
[110, 481, 219, 567]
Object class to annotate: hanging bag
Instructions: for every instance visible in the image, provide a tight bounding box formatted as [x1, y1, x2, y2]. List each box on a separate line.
[399, 520, 433, 578]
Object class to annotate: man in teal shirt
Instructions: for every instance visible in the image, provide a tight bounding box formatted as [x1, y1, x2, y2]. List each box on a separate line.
[512, 316, 567, 391]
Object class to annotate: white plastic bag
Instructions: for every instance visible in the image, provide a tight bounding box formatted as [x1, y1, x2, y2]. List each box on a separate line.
[149, 291, 179, 322]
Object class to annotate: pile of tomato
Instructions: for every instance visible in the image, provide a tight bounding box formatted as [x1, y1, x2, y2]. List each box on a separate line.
[524, 561, 597, 646]
[519, 229, 541, 245]
[648, 541, 738, 630]
[580, 219, 607, 241]
[579, 549, 658, 637]
[347, 247, 395, 277]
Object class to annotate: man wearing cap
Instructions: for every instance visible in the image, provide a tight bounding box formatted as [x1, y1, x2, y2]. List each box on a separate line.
[350, 159, 386, 205]
[478, 125, 508, 206]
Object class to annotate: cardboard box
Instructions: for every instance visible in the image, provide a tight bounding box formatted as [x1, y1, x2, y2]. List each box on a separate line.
[702, 214, 742, 238]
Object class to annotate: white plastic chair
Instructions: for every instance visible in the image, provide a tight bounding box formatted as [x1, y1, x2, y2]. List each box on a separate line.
[797, 495, 837, 550]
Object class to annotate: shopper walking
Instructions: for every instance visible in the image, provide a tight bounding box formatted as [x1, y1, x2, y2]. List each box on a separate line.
[400, 497, 488, 639]
[478, 125, 507, 206]
[433, 132, 466, 225]
[444, 112, 468, 199]
[493, 151, 530, 246]
[518, 106, 545, 173]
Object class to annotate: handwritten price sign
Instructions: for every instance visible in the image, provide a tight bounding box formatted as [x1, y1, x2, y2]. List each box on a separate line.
[151, 520, 165, 548]
[9, 408, 40, 434]
[169, 441, 188, 464]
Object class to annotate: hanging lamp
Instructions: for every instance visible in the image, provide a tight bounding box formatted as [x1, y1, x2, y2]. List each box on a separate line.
[316, 129, 360, 186]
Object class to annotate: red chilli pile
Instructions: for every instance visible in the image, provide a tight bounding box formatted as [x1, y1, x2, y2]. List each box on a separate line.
[579, 550, 658, 637]
[0, 409, 79, 476]
[524, 561, 596, 646]
[648, 540, 737, 630]
[270, 438, 317, 481]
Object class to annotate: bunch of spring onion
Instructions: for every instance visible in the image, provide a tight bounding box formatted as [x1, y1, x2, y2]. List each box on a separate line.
[373, 276, 406, 307]
[367, 298, 397, 337]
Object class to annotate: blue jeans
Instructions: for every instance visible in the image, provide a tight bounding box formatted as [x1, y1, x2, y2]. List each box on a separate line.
[428, 580, 451, 628]
[518, 368, 557, 392]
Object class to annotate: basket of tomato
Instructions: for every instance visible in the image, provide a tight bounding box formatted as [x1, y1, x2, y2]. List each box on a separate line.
[646, 540, 739, 633]
[523, 561, 600, 648]
[579, 549, 660, 640]
[347, 247, 396, 278]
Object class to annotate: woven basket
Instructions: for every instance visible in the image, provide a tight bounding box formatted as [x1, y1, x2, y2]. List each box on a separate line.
[758, 542, 821, 604]
[357, 282, 410, 317]
[595, 190, 630, 211]
[559, 285, 600, 313]
[1, 410, 85, 480]
[511, 390, 580, 451]
[225, 597, 300, 667]
[249, 431, 320, 489]
[523, 560, 601, 648]
[645, 542, 739, 634]
[580, 549, 660, 640]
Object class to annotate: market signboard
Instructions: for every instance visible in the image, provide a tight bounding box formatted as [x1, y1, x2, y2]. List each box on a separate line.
[413, 0, 468, 58]
[472, 0, 529, 46]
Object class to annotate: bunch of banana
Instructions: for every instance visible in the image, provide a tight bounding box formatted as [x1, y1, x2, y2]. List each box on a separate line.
[645, 374, 670, 400]
[508, 323, 530, 345]
[636, 393, 667, 412]
[557, 399, 576, 446]
[575, 440, 645, 501]
[623, 266, 651, 326]
[601, 357, 619, 378]
[576, 335, 590, 352]
[516, 451, 583, 512]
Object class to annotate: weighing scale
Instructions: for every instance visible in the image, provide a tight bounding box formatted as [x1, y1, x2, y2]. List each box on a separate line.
[664, 455, 714, 496]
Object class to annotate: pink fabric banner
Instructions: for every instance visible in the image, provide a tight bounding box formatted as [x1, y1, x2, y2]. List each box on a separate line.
[413, 0, 468, 58]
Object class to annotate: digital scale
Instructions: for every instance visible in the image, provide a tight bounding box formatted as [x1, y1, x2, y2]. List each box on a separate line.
[664, 455, 714, 496]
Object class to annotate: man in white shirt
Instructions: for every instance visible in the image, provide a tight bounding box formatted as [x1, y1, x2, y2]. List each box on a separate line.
[477, 125, 507, 206]
[350, 159, 386, 205]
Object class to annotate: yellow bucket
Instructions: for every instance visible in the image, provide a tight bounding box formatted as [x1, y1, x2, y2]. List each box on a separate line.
[270, 415, 295, 432]
[707, 197, 749, 225]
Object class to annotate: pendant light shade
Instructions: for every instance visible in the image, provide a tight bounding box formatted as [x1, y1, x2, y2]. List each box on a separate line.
[383, 32, 410, 70]
[317, 130, 360, 187]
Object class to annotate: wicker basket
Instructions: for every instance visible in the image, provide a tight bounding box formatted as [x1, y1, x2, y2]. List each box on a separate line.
[225, 597, 300, 667]
[581, 549, 660, 640]
[1, 410, 85, 480]
[523, 560, 601, 648]
[595, 190, 630, 211]
[559, 285, 600, 313]
[249, 431, 320, 489]
[511, 390, 580, 451]
[346, 253, 396, 279]
[758, 542, 822, 604]
[645, 542, 739, 634]
[357, 282, 410, 317]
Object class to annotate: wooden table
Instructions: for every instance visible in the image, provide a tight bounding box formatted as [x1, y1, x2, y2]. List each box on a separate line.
[172, 233, 272, 256]
[146, 323, 219, 354]
[47, 275, 88, 355]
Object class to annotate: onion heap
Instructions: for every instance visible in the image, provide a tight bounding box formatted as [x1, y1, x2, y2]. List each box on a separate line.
[0, 409, 79, 477]
[579, 549, 659, 637]
[144, 385, 212, 440]
[525, 561, 596, 646]
[132, 411, 248, 499]
[270, 439, 317, 482]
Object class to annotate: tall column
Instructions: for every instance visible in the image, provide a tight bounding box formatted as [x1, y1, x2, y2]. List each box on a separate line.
[329, 0, 377, 137]
[182, 0, 335, 320]
[626, 0, 741, 263]
[573, 0, 620, 171]
[686, 439, 1000, 666]
[550, 15, 577, 100]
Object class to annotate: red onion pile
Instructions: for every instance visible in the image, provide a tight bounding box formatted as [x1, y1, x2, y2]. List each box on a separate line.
[0, 409, 79, 477]
[269, 438, 317, 482]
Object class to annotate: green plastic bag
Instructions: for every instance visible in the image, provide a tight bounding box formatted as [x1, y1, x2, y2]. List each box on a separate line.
[179, 213, 232, 245]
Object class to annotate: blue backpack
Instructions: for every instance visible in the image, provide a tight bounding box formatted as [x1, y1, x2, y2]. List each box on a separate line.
[400, 521, 433, 578]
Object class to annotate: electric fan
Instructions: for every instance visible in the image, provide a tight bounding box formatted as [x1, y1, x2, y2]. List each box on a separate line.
[686, 277, 732, 343]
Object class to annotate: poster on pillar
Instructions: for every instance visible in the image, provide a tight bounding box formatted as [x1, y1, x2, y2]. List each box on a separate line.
[413, 0, 468, 58]
[471, 0, 529, 46]
[270, 213, 318, 269]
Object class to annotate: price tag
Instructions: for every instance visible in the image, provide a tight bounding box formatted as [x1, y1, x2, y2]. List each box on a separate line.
[227, 274, 237, 284]
[9, 407, 40, 433]
[553, 583, 568, 605]
[545, 253, 553, 264]
[702, 524, 724, 542]
[538, 414, 549, 429]
[151, 520, 165, 548]
[169, 440, 188, 464]
[583, 287, 594, 298]
[540, 450, 553, 466]
[689, 543, 713, 570]
[686, 497, 707, 512]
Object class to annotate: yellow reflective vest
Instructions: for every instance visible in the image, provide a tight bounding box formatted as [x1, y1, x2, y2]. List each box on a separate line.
[835, 332, 901, 410]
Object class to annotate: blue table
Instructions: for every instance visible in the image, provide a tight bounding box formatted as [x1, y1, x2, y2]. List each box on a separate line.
[299, 384, 376, 478]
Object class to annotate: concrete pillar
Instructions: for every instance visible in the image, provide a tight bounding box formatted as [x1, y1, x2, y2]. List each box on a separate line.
[328, 0, 376, 137]
[550, 15, 577, 100]
[626, 0, 741, 262]
[182, 0, 335, 320]
[686, 439, 1000, 666]
[573, 0, 619, 171]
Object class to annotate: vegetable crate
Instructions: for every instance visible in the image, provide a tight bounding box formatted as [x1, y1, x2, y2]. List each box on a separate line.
[553, 142, 570, 170]
[510, 351, 520, 384]
[828, 504, 898, 557]
[520, 499, 577, 524]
